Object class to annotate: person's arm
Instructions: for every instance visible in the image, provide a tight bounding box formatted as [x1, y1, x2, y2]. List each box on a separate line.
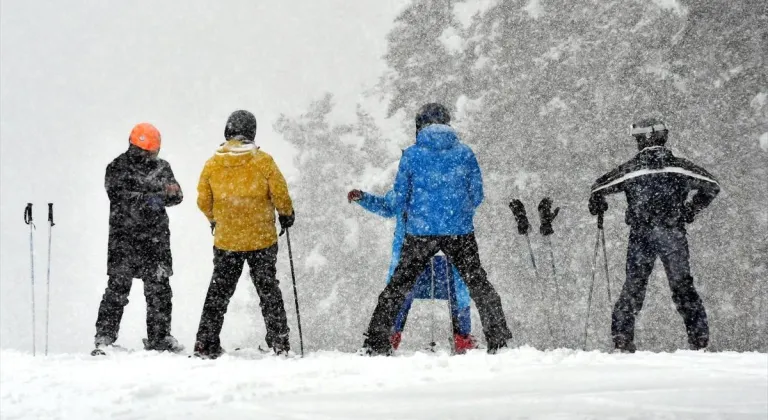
[393, 152, 411, 216]
[357, 190, 398, 218]
[682, 161, 720, 221]
[466, 151, 484, 209]
[267, 156, 294, 217]
[196, 162, 215, 222]
[162, 162, 183, 207]
[105, 161, 146, 203]
[588, 163, 632, 215]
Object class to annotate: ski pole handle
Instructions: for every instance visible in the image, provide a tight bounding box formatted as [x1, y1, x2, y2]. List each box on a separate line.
[25, 203, 33, 224]
[48, 203, 55, 227]
[597, 212, 604, 230]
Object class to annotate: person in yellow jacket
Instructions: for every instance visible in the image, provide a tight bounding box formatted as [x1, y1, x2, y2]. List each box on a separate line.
[193, 110, 295, 359]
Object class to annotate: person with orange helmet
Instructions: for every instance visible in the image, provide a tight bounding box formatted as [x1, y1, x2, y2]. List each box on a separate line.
[92, 122, 184, 356]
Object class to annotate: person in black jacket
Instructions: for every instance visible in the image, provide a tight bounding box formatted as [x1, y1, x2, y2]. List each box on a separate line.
[589, 118, 720, 352]
[93, 123, 184, 354]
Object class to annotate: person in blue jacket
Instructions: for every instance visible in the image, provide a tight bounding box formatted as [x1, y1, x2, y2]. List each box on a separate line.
[359, 103, 512, 355]
[348, 188, 477, 353]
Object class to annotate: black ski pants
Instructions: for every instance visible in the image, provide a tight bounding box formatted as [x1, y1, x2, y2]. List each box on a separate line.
[95, 274, 173, 343]
[612, 226, 708, 346]
[366, 233, 511, 349]
[195, 245, 289, 351]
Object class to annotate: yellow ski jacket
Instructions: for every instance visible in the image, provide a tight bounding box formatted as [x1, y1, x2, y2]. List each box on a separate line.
[197, 139, 294, 251]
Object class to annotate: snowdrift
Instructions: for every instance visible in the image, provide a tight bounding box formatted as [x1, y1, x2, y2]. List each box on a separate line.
[1, 347, 766, 419]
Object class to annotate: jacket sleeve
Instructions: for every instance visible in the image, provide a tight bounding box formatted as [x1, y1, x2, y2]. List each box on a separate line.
[466, 150, 484, 208]
[105, 161, 143, 203]
[685, 164, 720, 216]
[393, 152, 411, 216]
[267, 157, 294, 216]
[590, 165, 628, 198]
[163, 162, 183, 207]
[357, 190, 398, 218]
[196, 161, 215, 221]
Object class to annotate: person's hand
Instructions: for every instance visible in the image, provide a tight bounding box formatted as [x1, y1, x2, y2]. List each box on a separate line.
[588, 194, 608, 216]
[347, 189, 363, 203]
[279, 211, 295, 229]
[147, 195, 164, 210]
[682, 203, 695, 224]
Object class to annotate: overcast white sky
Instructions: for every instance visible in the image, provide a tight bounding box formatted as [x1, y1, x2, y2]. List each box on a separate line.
[0, 0, 409, 352]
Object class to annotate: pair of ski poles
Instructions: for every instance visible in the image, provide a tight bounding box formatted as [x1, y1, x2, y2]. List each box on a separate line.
[509, 198, 561, 345]
[583, 212, 612, 350]
[24, 203, 55, 356]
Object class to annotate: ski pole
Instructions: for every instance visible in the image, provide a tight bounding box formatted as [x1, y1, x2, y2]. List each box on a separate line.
[537, 197, 560, 278]
[284, 228, 304, 357]
[429, 258, 437, 352]
[509, 199, 539, 280]
[583, 214, 602, 350]
[598, 214, 611, 303]
[25, 203, 36, 356]
[45, 203, 55, 355]
[445, 259, 457, 355]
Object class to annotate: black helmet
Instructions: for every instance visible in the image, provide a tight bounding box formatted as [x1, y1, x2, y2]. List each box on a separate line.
[225, 110, 257, 141]
[630, 117, 668, 149]
[415, 103, 451, 133]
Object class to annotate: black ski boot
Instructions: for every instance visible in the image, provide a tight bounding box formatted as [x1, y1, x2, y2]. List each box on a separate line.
[192, 341, 225, 360]
[143, 336, 185, 353]
[614, 340, 637, 354]
[91, 335, 116, 356]
[270, 333, 291, 356]
[486, 338, 508, 355]
[358, 335, 392, 357]
[688, 336, 709, 351]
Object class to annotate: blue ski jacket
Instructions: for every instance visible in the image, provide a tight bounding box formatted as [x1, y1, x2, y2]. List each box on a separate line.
[357, 190, 471, 309]
[393, 124, 484, 236]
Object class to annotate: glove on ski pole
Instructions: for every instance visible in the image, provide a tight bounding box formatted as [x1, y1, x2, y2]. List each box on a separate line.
[25, 204, 36, 356]
[537, 197, 559, 236]
[45, 203, 55, 355]
[509, 199, 539, 277]
[509, 199, 531, 235]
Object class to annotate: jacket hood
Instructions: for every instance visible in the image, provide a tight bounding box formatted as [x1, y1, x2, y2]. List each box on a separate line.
[416, 124, 459, 151]
[213, 139, 259, 167]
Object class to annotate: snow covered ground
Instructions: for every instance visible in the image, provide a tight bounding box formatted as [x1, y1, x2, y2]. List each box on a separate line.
[1, 347, 765, 420]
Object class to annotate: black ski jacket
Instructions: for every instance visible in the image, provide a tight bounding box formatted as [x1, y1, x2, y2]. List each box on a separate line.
[590, 146, 719, 228]
[106, 147, 183, 278]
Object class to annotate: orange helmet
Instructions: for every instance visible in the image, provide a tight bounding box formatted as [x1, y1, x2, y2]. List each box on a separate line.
[129, 123, 161, 152]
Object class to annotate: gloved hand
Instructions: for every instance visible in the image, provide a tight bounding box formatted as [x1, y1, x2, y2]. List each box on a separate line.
[146, 194, 164, 211]
[279, 211, 295, 230]
[347, 189, 363, 203]
[509, 199, 530, 235]
[538, 197, 560, 236]
[588, 194, 608, 216]
[682, 203, 696, 224]
[210, 221, 216, 235]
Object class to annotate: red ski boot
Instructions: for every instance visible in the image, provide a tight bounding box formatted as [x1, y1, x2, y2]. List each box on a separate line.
[453, 334, 478, 354]
[390, 332, 402, 351]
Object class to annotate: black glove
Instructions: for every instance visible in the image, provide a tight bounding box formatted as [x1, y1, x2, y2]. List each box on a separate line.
[210, 221, 216, 235]
[682, 203, 696, 224]
[509, 199, 530, 235]
[588, 194, 608, 216]
[279, 211, 295, 230]
[538, 197, 560, 236]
